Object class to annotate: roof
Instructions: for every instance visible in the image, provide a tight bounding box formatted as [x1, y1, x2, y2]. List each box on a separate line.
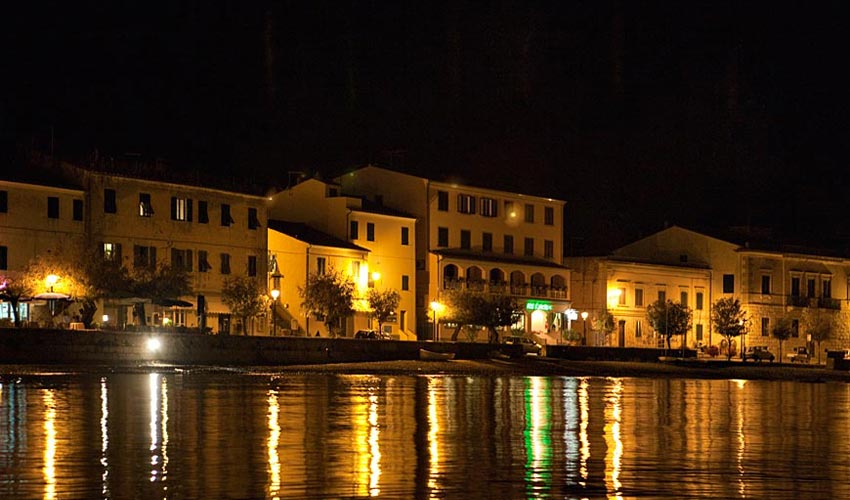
[432, 248, 568, 270]
[670, 224, 850, 260]
[268, 219, 369, 252]
[354, 198, 417, 219]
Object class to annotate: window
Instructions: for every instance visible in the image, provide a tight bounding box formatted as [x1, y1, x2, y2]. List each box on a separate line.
[220, 204, 234, 226]
[791, 277, 801, 296]
[482, 232, 493, 252]
[367, 222, 375, 242]
[316, 257, 326, 275]
[47, 196, 59, 218]
[133, 245, 157, 269]
[0, 245, 6, 270]
[460, 230, 471, 249]
[103, 243, 121, 262]
[437, 227, 449, 247]
[722, 274, 734, 293]
[544, 240, 554, 259]
[171, 248, 193, 272]
[198, 251, 212, 272]
[696, 324, 703, 341]
[807, 278, 816, 297]
[247, 255, 257, 276]
[480, 197, 498, 217]
[138, 193, 154, 217]
[437, 191, 449, 211]
[524, 237, 534, 256]
[658, 290, 666, 302]
[761, 317, 769, 337]
[524, 203, 534, 223]
[352, 261, 360, 279]
[504, 201, 516, 219]
[220, 253, 231, 274]
[635, 288, 644, 307]
[198, 200, 209, 223]
[350, 221, 359, 240]
[401, 227, 409, 245]
[504, 235, 514, 255]
[823, 280, 832, 298]
[635, 320, 642, 338]
[171, 197, 192, 221]
[544, 206, 554, 225]
[402, 275, 409, 291]
[72, 199, 83, 221]
[696, 292, 704, 310]
[248, 208, 260, 229]
[680, 291, 688, 306]
[104, 189, 117, 213]
[761, 275, 771, 295]
[619, 288, 627, 305]
[458, 194, 476, 214]
[792, 319, 799, 337]
[0, 190, 7, 212]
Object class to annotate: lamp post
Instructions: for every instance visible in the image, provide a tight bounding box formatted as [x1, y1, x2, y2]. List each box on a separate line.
[430, 301, 442, 342]
[581, 311, 589, 346]
[270, 289, 280, 336]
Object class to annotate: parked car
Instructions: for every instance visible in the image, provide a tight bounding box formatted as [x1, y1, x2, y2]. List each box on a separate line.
[354, 329, 390, 340]
[787, 346, 811, 363]
[742, 346, 775, 362]
[504, 337, 542, 355]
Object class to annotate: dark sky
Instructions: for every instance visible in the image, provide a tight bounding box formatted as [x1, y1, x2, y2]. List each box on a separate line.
[5, 1, 850, 252]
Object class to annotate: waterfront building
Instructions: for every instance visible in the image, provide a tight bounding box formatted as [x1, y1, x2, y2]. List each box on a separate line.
[570, 225, 850, 355]
[268, 178, 417, 339]
[337, 166, 571, 343]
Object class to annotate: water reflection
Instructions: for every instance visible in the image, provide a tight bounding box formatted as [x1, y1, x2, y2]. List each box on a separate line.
[2, 372, 850, 498]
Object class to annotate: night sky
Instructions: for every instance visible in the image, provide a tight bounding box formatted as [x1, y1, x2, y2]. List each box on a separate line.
[5, 1, 850, 253]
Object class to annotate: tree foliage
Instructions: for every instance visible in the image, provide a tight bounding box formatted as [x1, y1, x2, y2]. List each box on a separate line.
[367, 288, 400, 334]
[222, 276, 267, 335]
[646, 299, 692, 350]
[443, 289, 521, 343]
[593, 309, 616, 343]
[803, 309, 836, 364]
[711, 297, 748, 359]
[299, 268, 354, 337]
[0, 276, 33, 327]
[130, 263, 192, 327]
[771, 317, 793, 360]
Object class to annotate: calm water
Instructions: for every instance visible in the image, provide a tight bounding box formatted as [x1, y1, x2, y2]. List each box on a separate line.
[0, 369, 848, 499]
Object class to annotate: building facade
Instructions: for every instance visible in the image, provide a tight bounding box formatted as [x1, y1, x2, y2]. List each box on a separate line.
[337, 165, 571, 343]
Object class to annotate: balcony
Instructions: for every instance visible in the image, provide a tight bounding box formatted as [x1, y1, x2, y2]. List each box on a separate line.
[443, 279, 567, 299]
[818, 297, 841, 310]
[786, 295, 810, 308]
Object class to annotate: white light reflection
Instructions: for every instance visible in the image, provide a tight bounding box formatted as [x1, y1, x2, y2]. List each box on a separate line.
[267, 389, 281, 500]
[604, 378, 623, 499]
[527, 377, 549, 490]
[101, 378, 109, 498]
[43, 390, 57, 500]
[579, 378, 590, 485]
[161, 376, 169, 492]
[735, 381, 746, 497]
[149, 373, 160, 483]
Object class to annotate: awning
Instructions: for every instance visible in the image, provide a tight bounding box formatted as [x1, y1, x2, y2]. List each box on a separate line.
[154, 298, 194, 308]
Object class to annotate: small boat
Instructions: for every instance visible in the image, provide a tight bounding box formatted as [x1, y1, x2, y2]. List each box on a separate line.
[419, 348, 456, 361]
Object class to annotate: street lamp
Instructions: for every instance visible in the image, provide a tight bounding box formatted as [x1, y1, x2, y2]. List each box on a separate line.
[270, 289, 280, 336]
[581, 311, 589, 346]
[430, 301, 443, 342]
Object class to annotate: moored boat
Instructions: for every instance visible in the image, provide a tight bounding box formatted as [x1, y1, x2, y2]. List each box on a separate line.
[419, 348, 456, 361]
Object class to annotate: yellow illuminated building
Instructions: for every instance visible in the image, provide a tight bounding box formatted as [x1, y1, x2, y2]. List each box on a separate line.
[337, 166, 570, 342]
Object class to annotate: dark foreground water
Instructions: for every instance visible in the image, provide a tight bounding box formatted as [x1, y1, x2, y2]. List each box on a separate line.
[0, 369, 847, 499]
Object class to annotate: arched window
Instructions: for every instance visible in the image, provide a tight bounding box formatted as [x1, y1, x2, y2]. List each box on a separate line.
[489, 268, 505, 283]
[443, 264, 459, 289]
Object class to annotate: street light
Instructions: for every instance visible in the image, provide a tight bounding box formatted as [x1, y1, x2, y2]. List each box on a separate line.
[581, 311, 589, 346]
[270, 289, 280, 336]
[430, 301, 443, 342]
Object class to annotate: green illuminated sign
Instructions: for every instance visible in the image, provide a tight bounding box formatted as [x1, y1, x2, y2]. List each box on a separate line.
[525, 301, 553, 311]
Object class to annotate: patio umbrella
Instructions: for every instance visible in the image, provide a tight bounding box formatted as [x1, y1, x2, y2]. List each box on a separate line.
[33, 292, 71, 300]
[154, 298, 194, 308]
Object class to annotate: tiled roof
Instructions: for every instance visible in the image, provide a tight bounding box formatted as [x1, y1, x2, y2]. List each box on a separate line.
[268, 219, 369, 252]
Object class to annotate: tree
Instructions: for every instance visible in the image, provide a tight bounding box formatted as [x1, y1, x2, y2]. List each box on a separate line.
[711, 297, 748, 360]
[222, 276, 267, 335]
[646, 299, 692, 350]
[803, 309, 835, 364]
[130, 263, 192, 327]
[771, 317, 793, 361]
[367, 288, 400, 335]
[299, 268, 354, 337]
[443, 289, 480, 341]
[442, 289, 522, 343]
[0, 276, 33, 327]
[593, 309, 616, 346]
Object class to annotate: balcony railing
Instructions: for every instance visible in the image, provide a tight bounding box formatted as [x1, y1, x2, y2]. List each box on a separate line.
[786, 295, 810, 307]
[785, 295, 840, 311]
[819, 297, 841, 310]
[443, 279, 567, 299]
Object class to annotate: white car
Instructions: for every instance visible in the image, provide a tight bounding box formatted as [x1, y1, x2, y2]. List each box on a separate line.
[787, 346, 810, 363]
